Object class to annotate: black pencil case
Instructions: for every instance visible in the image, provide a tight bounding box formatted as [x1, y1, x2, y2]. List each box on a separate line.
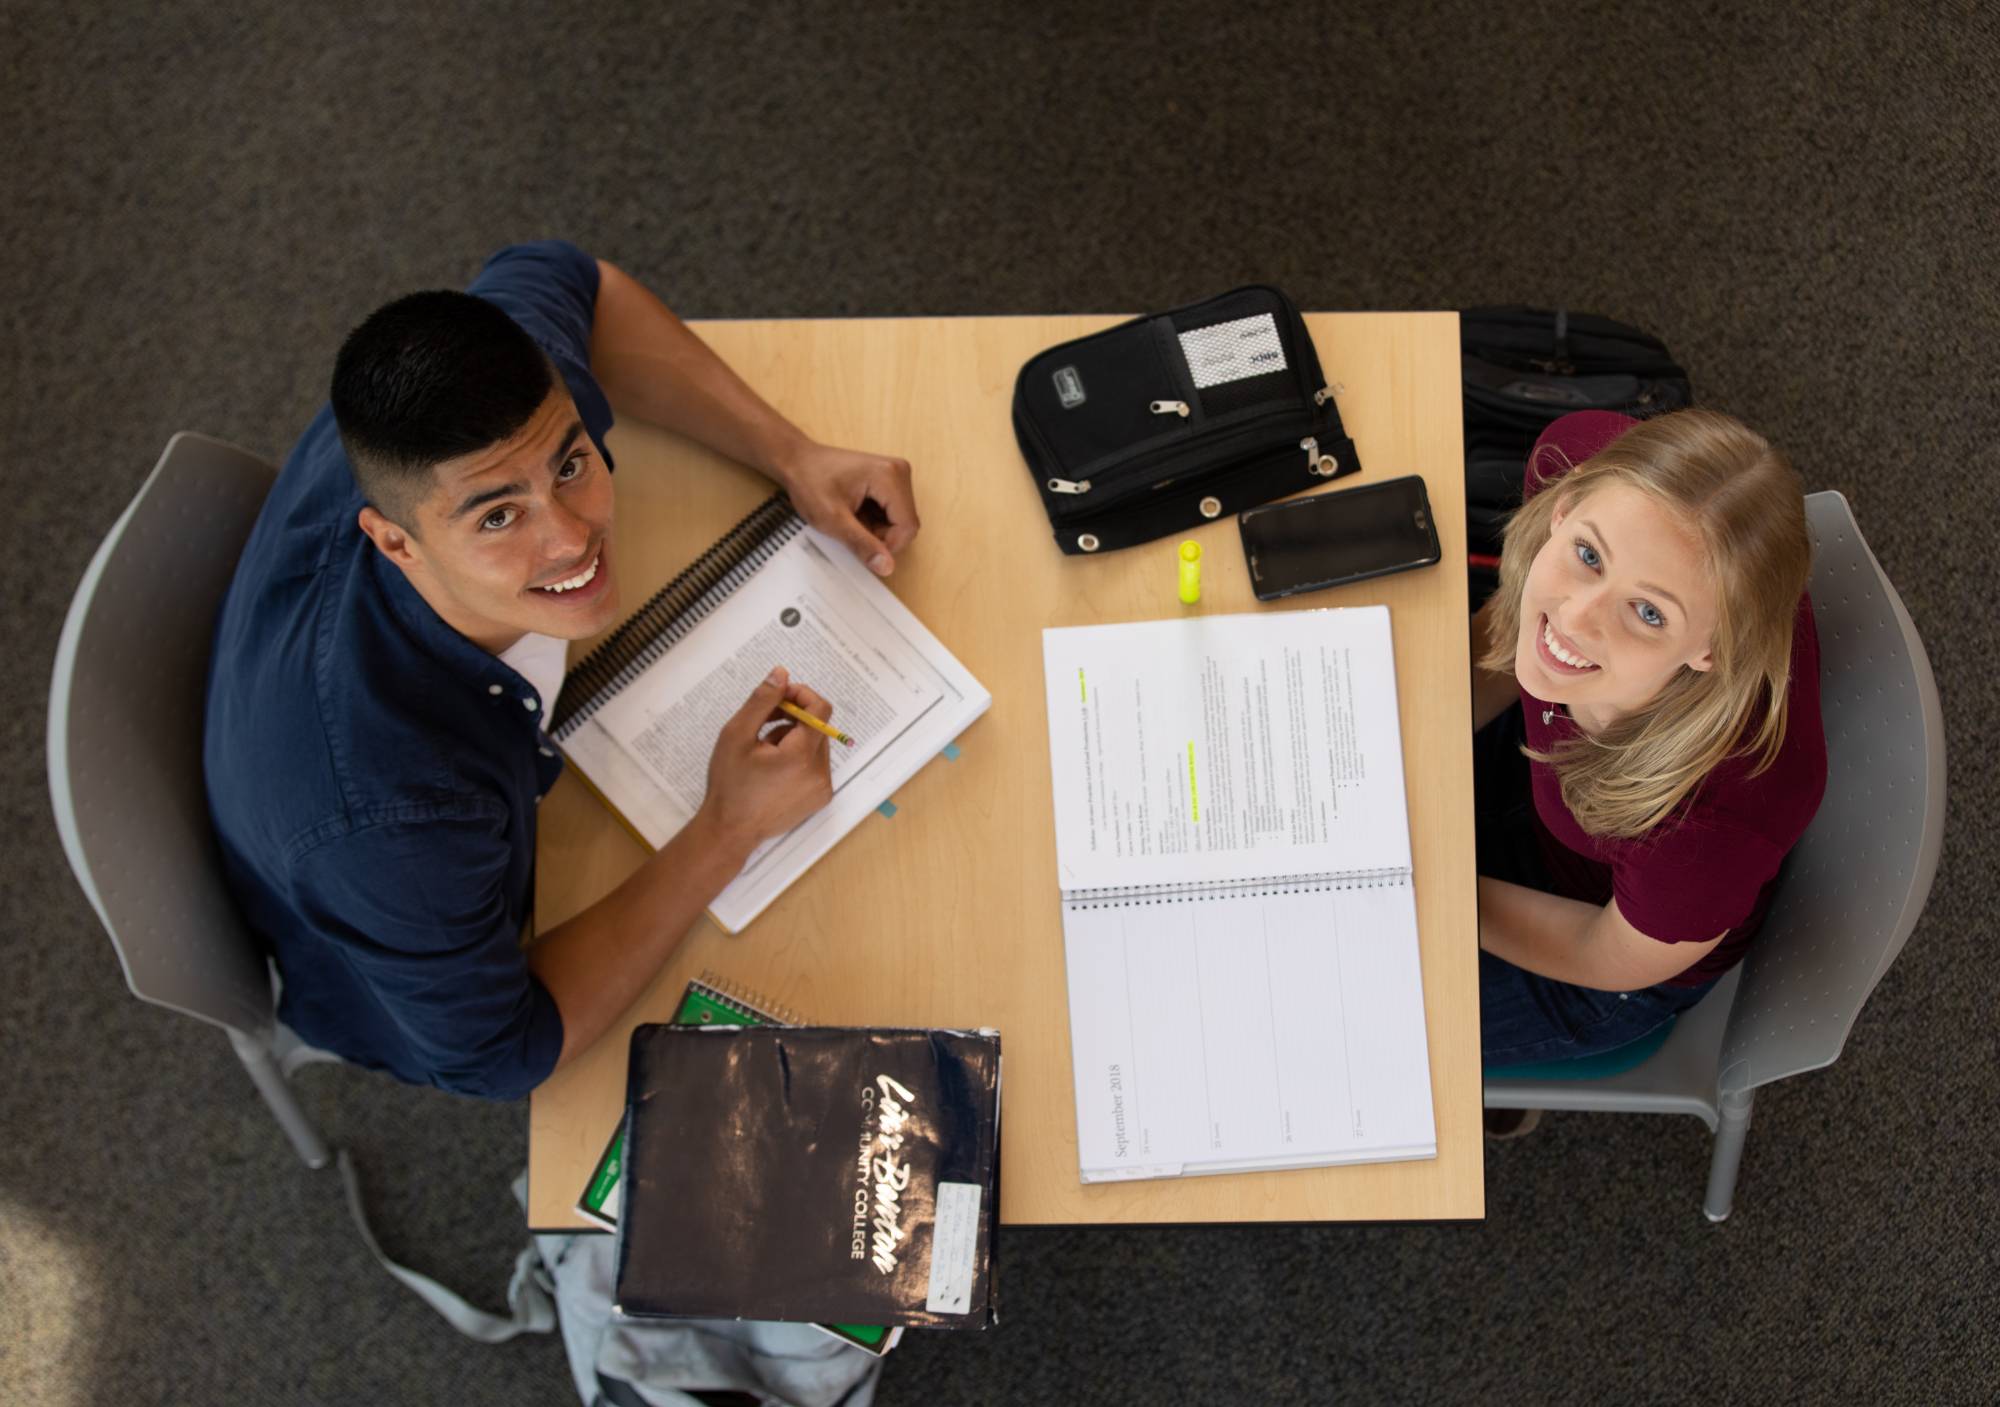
[1011, 285, 1361, 555]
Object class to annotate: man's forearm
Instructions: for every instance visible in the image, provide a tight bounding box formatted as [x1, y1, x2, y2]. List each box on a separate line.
[1477, 876, 1619, 989]
[588, 259, 813, 484]
[528, 809, 756, 1071]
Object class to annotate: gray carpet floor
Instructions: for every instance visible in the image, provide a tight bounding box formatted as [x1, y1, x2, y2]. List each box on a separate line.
[4, 3, 1997, 1403]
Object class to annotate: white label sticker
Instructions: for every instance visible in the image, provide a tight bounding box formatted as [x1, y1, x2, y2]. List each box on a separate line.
[1178, 313, 1288, 389]
[924, 1181, 982, 1315]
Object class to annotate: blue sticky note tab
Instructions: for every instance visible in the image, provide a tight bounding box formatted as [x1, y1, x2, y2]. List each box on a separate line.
[877, 801, 898, 819]
[941, 742, 961, 761]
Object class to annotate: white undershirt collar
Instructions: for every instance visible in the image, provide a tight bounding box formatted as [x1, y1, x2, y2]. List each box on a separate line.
[496, 632, 569, 732]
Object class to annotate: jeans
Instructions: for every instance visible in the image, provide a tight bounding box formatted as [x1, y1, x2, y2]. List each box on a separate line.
[1475, 704, 1717, 1067]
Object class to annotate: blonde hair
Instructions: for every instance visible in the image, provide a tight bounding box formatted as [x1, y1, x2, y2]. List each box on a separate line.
[1480, 408, 1811, 839]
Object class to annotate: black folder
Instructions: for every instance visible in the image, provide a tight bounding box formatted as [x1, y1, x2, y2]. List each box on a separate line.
[614, 1025, 1001, 1329]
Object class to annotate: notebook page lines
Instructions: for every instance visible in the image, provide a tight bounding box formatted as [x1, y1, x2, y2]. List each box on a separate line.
[1259, 910, 1285, 1146]
[1065, 884, 1398, 1177]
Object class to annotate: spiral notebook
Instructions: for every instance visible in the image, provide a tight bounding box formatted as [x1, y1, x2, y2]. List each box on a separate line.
[552, 496, 989, 933]
[1040, 606, 1436, 1183]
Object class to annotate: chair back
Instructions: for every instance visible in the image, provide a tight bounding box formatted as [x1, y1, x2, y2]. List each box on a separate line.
[48, 433, 279, 1039]
[1718, 491, 1947, 1094]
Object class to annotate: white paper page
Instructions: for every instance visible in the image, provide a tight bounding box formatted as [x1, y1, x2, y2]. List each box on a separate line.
[566, 528, 990, 931]
[595, 532, 943, 808]
[1041, 607, 1413, 894]
[1063, 879, 1435, 1182]
[560, 716, 689, 841]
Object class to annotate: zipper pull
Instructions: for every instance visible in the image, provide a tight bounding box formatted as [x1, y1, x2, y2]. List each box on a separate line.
[1046, 476, 1092, 495]
[1150, 400, 1190, 418]
[1300, 438, 1338, 477]
[1314, 386, 1334, 406]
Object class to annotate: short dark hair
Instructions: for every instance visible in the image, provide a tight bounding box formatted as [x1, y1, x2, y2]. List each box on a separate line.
[330, 290, 556, 528]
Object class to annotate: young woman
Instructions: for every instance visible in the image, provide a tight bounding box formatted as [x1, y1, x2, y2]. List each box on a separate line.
[1471, 407, 1827, 1071]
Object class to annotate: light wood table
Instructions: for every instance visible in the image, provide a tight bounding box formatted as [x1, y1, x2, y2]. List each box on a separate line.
[528, 312, 1481, 1227]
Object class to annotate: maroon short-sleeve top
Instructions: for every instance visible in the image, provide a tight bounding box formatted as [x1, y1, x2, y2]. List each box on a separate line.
[1518, 411, 1827, 987]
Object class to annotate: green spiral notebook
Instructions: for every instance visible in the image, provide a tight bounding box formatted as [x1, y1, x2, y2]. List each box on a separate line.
[577, 973, 898, 1358]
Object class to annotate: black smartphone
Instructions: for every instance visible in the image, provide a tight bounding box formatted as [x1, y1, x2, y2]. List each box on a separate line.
[1238, 475, 1442, 601]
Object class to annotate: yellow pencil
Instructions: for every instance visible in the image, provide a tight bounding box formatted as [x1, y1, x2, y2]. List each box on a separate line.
[779, 699, 854, 747]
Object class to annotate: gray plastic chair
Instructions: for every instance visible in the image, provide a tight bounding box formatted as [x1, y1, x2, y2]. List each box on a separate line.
[49, 433, 557, 1340]
[1484, 490, 1948, 1220]
[47, 432, 331, 1169]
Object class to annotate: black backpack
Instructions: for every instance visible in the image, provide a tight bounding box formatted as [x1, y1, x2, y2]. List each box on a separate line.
[1462, 307, 1693, 606]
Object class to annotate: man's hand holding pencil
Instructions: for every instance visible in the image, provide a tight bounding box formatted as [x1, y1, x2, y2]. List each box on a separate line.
[697, 666, 838, 860]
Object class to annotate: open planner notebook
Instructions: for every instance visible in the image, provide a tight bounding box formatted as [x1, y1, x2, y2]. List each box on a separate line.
[1040, 606, 1436, 1183]
[551, 496, 990, 933]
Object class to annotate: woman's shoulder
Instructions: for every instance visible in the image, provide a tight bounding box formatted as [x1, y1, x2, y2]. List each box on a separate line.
[1525, 411, 1642, 496]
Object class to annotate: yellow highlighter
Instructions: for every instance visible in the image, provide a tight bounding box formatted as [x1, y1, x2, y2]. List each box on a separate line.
[779, 699, 855, 748]
[1178, 540, 1203, 604]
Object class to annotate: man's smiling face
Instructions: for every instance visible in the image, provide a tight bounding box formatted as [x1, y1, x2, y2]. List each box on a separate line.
[359, 387, 620, 653]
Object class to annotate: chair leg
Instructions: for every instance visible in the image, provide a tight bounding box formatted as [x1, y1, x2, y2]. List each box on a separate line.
[1703, 1087, 1756, 1222]
[230, 1028, 331, 1170]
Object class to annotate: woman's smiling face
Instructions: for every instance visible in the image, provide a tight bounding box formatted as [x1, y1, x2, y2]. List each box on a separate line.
[1512, 482, 1722, 731]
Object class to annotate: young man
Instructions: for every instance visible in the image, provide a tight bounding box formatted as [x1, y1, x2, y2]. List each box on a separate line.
[204, 241, 920, 1099]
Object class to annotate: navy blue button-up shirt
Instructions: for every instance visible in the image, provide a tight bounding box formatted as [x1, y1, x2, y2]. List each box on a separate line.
[204, 241, 615, 1099]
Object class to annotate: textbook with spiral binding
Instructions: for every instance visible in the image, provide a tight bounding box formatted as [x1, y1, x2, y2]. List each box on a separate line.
[1040, 606, 1435, 1182]
[552, 496, 989, 934]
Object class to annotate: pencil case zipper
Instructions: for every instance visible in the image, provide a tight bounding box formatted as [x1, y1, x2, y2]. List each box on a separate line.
[1039, 403, 1329, 515]
[1054, 430, 1358, 553]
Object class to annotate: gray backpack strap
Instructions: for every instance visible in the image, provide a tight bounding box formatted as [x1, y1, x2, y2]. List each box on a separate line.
[336, 1150, 557, 1343]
